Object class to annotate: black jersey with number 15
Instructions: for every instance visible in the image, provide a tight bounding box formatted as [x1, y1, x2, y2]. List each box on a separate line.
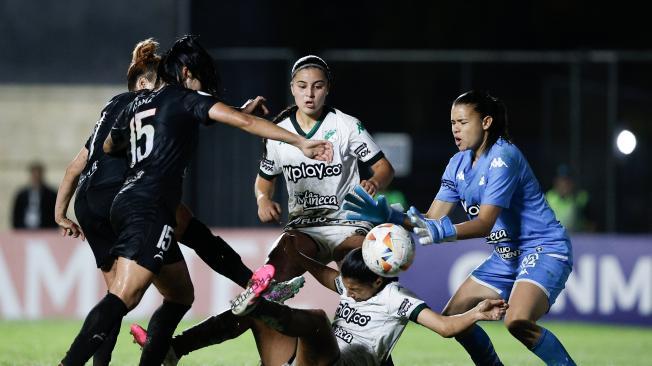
[110, 85, 218, 206]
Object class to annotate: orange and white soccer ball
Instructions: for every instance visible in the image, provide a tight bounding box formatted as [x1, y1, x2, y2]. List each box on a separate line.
[362, 223, 416, 277]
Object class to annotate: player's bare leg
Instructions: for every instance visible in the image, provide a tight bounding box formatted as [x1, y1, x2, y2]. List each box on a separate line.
[109, 257, 157, 308]
[443, 277, 502, 316]
[233, 266, 339, 366]
[266, 230, 319, 281]
[506, 281, 575, 365]
[443, 276, 503, 366]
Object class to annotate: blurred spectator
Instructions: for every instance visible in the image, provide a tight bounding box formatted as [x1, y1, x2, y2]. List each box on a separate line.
[545, 164, 594, 232]
[11, 162, 57, 229]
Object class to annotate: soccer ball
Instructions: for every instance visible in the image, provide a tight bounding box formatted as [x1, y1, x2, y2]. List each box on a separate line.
[362, 223, 415, 277]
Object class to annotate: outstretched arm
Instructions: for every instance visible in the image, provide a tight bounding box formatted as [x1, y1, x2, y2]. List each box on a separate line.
[416, 299, 508, 338]
[54, 147, 88, 240]
[208, 102, 333, 162]
[453, 204, 502, 239]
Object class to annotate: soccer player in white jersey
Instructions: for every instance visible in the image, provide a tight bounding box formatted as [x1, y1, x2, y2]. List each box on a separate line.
[345, 91, 576, 365]
[231, 247, 507, 366]
[256, 55, 394, 280]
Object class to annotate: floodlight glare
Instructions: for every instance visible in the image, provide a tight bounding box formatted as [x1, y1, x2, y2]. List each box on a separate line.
[616, 130, 637, 155]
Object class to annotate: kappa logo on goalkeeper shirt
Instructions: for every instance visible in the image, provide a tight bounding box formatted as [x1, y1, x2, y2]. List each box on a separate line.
[283, 163, 342, 183]
[490, 157, 508, 169]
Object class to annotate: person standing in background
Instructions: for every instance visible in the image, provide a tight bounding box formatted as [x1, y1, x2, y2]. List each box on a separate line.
[12, 162, 57, 229]
[545, 164, 594, 232]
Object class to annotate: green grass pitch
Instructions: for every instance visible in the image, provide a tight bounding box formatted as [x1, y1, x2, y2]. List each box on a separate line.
[0, 320, 650, 365]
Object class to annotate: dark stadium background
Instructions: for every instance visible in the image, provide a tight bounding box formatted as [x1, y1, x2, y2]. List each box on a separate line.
[2, 0, 650, 232]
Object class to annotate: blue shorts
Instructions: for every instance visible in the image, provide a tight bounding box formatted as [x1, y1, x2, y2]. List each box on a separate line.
[470, 246, 572, 307]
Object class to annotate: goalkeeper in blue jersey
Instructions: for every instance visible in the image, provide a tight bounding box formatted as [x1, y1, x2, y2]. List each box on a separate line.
[344, 90, 575, 366]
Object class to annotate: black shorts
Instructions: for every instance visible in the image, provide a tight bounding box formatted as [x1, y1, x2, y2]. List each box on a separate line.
[110, 194, 183, 274]
[74, 187, 119, 270]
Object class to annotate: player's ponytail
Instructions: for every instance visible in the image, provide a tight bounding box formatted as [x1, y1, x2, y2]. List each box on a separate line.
[341, 248, 397, 286]
[127, 38, 161, 91]
[158, 35, 223, 97]
[454, 90, 511, 150]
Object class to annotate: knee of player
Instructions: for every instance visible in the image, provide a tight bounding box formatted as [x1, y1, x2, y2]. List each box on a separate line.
[504, 317, 536, 337]
[110, 288, 144, 310]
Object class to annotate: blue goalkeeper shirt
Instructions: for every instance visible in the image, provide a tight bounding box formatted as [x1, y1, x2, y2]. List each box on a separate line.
[435, 138, 571, 260]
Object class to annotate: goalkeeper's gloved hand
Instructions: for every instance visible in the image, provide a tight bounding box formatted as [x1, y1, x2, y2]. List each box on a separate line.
[343, 185, 406, 225]
[407, 206, 457, 245]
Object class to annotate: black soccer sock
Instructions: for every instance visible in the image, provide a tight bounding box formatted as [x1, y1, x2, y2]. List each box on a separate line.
[171, 310, 252, 357]
[61, 293, 128, 366]
[92, 322, 121, 366]
[181, 217, 253, 288]
[139, 300, 191, 366]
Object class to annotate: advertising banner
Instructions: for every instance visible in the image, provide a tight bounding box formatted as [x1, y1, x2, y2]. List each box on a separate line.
[0, 231, 650, 325]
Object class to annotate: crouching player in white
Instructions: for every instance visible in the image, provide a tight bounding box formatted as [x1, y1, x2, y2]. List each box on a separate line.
[232, 247, 508, 366]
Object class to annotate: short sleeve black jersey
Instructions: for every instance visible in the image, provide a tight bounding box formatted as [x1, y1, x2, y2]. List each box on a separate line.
[110, 85, 218, 205]
[77, 92, 135, 194]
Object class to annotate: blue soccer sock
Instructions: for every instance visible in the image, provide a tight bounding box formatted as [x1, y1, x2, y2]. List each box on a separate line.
[455, 324, 503, 365]
[530, 327, 576, 366]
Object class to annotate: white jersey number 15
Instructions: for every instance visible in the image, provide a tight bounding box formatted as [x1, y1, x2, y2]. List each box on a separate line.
[129, 108, 156, 168]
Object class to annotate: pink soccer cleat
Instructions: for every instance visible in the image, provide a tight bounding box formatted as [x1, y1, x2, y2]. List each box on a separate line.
[130, 323, 147, 348]
[231, 264, 276, 315]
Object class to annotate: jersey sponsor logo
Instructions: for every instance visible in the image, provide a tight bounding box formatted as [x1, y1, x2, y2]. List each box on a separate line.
[295, 191, 338, 210]
[490, 157, 508, 169]
[456, 171, 465, 181]
[333, 325, 353, 343]
[397, 298, 413, 317]
[260, 158, 275, 172]
[282, 163, 342, 183]
[335, 302, 371, 326]
[460, 200, 480, 218]
[479, 175, 485, 186]
[494, 245, 521, 260]
[287, 216, 329, 227]
[487, 229, 512, 245]
[354, 143, 371, 159]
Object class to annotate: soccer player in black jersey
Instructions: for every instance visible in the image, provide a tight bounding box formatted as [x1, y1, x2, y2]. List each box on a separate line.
[55, 38, 268, 365]
[59, 35, 332, 366]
